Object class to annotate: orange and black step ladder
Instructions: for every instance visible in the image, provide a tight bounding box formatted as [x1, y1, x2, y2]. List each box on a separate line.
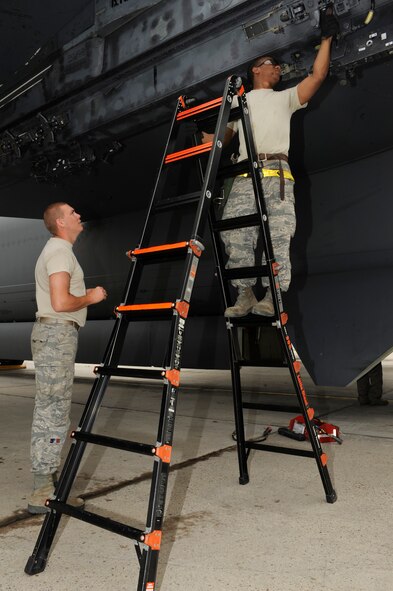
[206, 80, 337, 504]
[25, 73, 336, 591]
[24, 75, 244, 590]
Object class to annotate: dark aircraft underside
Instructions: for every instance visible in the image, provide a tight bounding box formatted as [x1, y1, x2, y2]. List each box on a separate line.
[0, 0, 392, 386]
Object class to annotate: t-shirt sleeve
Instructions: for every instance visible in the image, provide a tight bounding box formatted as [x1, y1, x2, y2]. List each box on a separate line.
[288, 85, 307, 113]
[45, 248, 75, 277]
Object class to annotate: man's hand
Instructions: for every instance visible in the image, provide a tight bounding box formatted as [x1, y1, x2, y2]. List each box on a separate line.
[86, 286, 107, 304]
[201, 129, 235, 146]
[320, 5, 340, 39]
[201, 131, 214, 144]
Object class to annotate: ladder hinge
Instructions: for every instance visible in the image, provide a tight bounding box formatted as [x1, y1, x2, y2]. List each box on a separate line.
[141, 530, 162, 550]
[272, 262, 279, 276]
[175, 301, 189, 318]
[280, 312, 288, 325]
[320, 453, 328, 466]
[189, 239, 204, 257]
[155, 444, 172, 463]
[165, 369, 180, 386]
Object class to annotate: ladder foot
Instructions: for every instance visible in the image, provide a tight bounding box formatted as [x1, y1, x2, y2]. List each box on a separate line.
[239, 475, 249, 485]
[25, 554, 47, 575]
[326, 490, 338, 504]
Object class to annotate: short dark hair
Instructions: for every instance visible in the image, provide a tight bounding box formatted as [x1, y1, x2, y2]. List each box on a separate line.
[246, 55, 279, 88]
[43, 202, 67, 235]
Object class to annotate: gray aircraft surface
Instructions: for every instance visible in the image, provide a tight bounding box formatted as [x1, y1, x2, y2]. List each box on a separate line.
[0, 0, 393, 386]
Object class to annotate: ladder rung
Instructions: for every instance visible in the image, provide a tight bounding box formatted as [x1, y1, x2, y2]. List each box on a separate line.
[228, 316, 276, 326]
[217, 157, 248, 179]
[213, 214, 260, 232]
[95, 366, 165, 380]
[243, 402, 300, 413]
[176, 97, 222, 120]
[95, 365, 181, 386]
[46, 501, 144, 541]
[223, 265, 268, 280]
[127, 240, 203, 261]
[154, 191, 201, 212]
[245, 441, 315, 458]
[129, 241, 188, 257]
[72, 430, 156, 456]
[165, 142, 212, 164]
[116, 301, 189, 319]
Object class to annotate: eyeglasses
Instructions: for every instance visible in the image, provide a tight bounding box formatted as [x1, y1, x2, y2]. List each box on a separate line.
[255, 59, 280, 68]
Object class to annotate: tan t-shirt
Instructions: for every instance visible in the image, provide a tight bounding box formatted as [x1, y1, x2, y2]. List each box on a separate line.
[35, 237, 87, 327]
[230, 86, 307, 161]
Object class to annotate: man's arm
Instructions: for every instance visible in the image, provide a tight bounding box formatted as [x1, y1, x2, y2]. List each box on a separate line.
[49, 272, 106, 313]
[297, 37, 333, 105]
[201, 128, 235, 146]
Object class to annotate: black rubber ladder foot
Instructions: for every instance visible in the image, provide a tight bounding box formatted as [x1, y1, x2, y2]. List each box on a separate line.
[239, 475, 249, 485]
[326, 490, 338, 504]
[25, 554, 47, 575]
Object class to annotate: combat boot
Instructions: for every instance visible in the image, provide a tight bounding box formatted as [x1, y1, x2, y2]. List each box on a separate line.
[28, 473, 85, 514]
[224, 287, 257, 317]
[252, 288, 275, 317]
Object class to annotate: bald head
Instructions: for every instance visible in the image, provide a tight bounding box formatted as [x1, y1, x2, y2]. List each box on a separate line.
[43, 202, 67, 235]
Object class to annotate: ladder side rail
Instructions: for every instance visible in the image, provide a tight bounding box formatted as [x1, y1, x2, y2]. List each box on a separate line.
[145, 245, 199, 535]
[139, 312, 187, 587]
[238, 90, 336, 502]
[276, 324, 336, 501]
[191, 84, 251, 484]
[191, 99, 232, 319]
[190, 75, 240, 239]
[139, 194, 207, 586]
[24, 510, 62, 574]
[137, 97, 186, 249]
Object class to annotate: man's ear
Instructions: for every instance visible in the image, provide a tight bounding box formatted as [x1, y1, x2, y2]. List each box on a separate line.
[56, 216, 65, 229]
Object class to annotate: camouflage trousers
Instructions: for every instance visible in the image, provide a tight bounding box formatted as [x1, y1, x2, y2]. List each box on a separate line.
[30, 322, 78, 475]
[221, 162, 296, 292]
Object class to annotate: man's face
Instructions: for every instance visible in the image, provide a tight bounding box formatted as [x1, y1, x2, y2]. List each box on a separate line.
[58, 204, 83, 238]
[252, 56, 281, 88]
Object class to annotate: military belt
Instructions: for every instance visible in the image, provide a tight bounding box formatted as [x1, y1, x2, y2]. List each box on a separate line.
[37, 317, 80, 331]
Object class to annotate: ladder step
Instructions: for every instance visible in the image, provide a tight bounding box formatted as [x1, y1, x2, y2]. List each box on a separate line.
[154, 191, 201, 212]
[127, 240, 203, 262]
[176, 97, 222, 121]
[223, 265, 268, 280]
[72, 430, 156, 456]
[94, 365, 181, 386]
[165, 142, 212, 164]
[46, 501, 144, 541]
[116, 301, 189, 319]
[245, 441, 315, 458]
[95, 365, 165, 380]
[243, 402, 300, 413]
[229, 316, 276, 326]
[213, 214, 260, 232]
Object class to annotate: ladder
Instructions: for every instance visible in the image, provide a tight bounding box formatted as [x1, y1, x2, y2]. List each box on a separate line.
[24, 75, 243, 590]
[25, 73, 336, 590]
[207, 85, 337, 504]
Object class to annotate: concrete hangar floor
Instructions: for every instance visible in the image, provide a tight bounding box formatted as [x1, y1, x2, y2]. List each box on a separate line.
[0, 359, 392, 591]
